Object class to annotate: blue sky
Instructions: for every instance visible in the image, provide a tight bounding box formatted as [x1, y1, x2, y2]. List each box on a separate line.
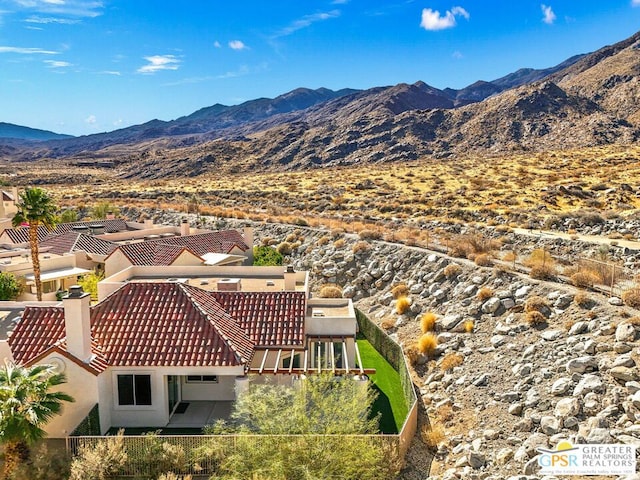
[0, 1, 639, 136]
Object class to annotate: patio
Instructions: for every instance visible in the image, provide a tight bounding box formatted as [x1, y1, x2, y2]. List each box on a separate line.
[167, 400, 233, 428]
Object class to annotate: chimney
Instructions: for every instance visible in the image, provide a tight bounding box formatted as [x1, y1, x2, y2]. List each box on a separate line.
[144, 218, 154, 229]
[243, 227, 254, 264]
[284, 265, 296, 291]
[63, 285, 92, 362]
[106, 211, 115, 220]
[180, 218, 190, 236]
[11, 187, 18, 204]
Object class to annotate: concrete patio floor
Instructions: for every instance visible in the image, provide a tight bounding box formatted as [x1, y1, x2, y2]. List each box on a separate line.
[167, 401, 233, 428]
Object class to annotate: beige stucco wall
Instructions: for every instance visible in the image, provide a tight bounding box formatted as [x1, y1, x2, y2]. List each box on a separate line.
[39, 353, 100, 438]
[180, 375, 236, 401]
[104, 250, 132, 278]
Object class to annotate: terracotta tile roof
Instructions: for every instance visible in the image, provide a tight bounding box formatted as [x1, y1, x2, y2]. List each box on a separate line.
[9, 283, 256, 371]
[2, 219, 128, 245]
[150, 231, 250, 256]
[115, 242, 201, 266]
[210, 291, 306, 347]
[41, 232, 118, 256]
[2, 191, 14, 202]
[2, 225, 50, 244]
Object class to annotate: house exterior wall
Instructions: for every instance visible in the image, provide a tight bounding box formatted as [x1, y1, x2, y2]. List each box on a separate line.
[40, 353, 100, 438]
[180, 375, 236, 401]
[107, 365, 244, 429]
[171, 251, 204, 267]
[104, 251, 133, 278]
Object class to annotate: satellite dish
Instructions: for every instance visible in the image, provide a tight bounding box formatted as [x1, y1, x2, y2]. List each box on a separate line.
[48, 357, 66, 374]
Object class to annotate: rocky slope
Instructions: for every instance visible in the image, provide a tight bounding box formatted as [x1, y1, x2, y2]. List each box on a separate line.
[133, 208, 640, 479]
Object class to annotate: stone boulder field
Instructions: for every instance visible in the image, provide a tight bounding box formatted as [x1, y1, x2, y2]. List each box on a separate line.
[134, 209, 640, 480]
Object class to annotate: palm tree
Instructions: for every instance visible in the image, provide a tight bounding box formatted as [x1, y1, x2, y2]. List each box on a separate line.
[0, 362, 74, 478]
[11, 188, 58, 301]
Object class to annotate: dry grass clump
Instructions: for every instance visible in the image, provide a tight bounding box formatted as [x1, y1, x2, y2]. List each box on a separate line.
[333, 238, 346, 248]
[316, 235, 331, 246]
[318, 284, 343, 298]
[447, 233, 501, 259]
[276, 241, 294, 255]
[525, 248, 556, 280]
[421, 423, 445, 449]
[474, 253, 492, 266]
[417, 332, 438, 357]
[443, 264, 462, 279]
[420, 312, 437, 333]
[405, 343, 420, 366]
[525, 310, 547, 326]
[439, 352, 463, 371]
[261, 236, 276, 246]
[569, 269, 601, 288]
[358, 229, 382, 240]
[622, 287, 640, 308]
[628, 316, 640, 326]
[351, 240, 371, 254]
[391, 283, 409, 299]
[574, 291, 593, 308]
[381, 318, 396, 330]
[464, 320, 474, 333]
[476, 287, 493, 301]
[395, 296, 411, 315]
[525, 295, 549, 314]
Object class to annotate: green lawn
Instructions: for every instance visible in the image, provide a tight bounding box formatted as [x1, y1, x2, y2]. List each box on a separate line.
[356, 337, 408, 434]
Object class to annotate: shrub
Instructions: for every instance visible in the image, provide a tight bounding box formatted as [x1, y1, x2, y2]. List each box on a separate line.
[69, 430, 127, 480]
[530, 263, 556, 280]
[439, 352, 463, 371]
[420, 312, 437, 333]
[358, 229, 382, 240]
[261, 236, 276, 246]
[352, 241, 371, 254]
[569, 269, 600, 288]
[319, 284, 343, 298]
[390, 283, 409, 299]
[421, 424, 445, 449]
[0, 272, 22, 301]
[395, 296, 411, 315]
[622, 287, 640, 308]
[333, 238, 346, 248]
[574, 291, 593, 308]
[8, 444, 71, 480]
[474, 253, 492, 266]
[525, 295, 549, 314]
[317, 235, 331, 246]
[292, 217, 309, 226]
[525, 249, 556, 280]
[525, 310, 547, 326]
[443, 264, 462, 279]
[380, 318, 396, 330]
[285, 233, 297, 243]
[276, 241, 294, 255]
[476, 287, 493, 301]
[405, 344, 420, 366]
[417, 333, 438, 357]
[464, 320, 474, 333]
[253, 246, 283, 266]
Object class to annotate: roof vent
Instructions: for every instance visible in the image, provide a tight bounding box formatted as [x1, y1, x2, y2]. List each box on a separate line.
[217, 278, 241, 291]
[266, 280, 275, 287]
[312, 309, 325, 318]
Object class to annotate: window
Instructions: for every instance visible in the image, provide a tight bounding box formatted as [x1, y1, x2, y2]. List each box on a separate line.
[117, 374, 152, 406]
[283, 354, 301, 369]
[185, 375, 218, 383]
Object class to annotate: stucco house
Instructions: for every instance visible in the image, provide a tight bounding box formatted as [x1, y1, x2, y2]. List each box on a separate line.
[0, 266, 363, 437]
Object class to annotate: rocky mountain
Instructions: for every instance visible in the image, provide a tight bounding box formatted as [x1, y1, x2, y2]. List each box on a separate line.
[0, 122, 72, 141]
[2, 30, 640, 175]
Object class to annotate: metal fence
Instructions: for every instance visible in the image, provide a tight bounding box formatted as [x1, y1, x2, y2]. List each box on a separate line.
[575, 257, 636, 297]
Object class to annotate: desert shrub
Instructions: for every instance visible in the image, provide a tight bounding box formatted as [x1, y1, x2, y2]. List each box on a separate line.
[253, 246, 283, 266]
[317, 235, 331, 246]
[569, 269, 600, 288]
[417, 333, 438, 357]
[622, 287, 640, 308]
[474, 253, 492, 266]
[380, 318, 396, 330]
[525, 248, 556, 280]
[448, 233, 501, 259]
[525, 295, 549, 314]
[260, 236, 276, 246]
[359, 229, 382, 240]
[439, 352, 463, 371]
[443, 264, 462, 279]
[421, 424, 445, 449]
[276, 241, 294, 255]
[476, 287, 493, 301]
[574, 291, 593, 308]
[8, 444, 71, 480]
[285, 233, 297, 243]
[464, 320, 474, 333]
[529, 264, 556, 280]
[69, 431, 127, 480]
[525, 310, 547, 326]
[158, 474, 192, 480]
[319, 284, 343, 298]
[390, 283, 409, 299]
[352, 241, 371, 254]
[628, 316, 640, 326]
[405, 344, 420, 366]
[292, 217, 309, 226]
[333, 238, 346, 248]
[420, 312, 437, 333]
[395, 296, 411, 315]
[0, 272, 22, 301]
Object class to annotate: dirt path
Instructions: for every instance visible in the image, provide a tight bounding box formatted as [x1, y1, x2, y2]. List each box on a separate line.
[512, 228, 640, 251]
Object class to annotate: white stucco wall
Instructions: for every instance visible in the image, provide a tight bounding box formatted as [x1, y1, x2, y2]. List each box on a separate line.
[40, 354, 100, 438]
[180, 375, 236, 401]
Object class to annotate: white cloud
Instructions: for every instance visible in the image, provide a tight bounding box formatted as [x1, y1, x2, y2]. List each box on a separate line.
[216, 65, 249, 79]
[452, 50, 463, 59]
[113, 118, 122, 126]
[11, 0, 104, 18]
[541, 4, 556, 24]
[420, 6, 469, 31]
[25, 16, 81, 24]
[85, 114, 96, 124]
[272, 10, 340, 38]
[137, 55, 180, 74]
[162, 76, 214, 87]
[0, 45, 59, 54]
[213, 40, 221, 48]
[44, 59, 71, 67]
[228, 40, 247, 50]
[632, 0, 640, 6]
[97, 70, 120, 75]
